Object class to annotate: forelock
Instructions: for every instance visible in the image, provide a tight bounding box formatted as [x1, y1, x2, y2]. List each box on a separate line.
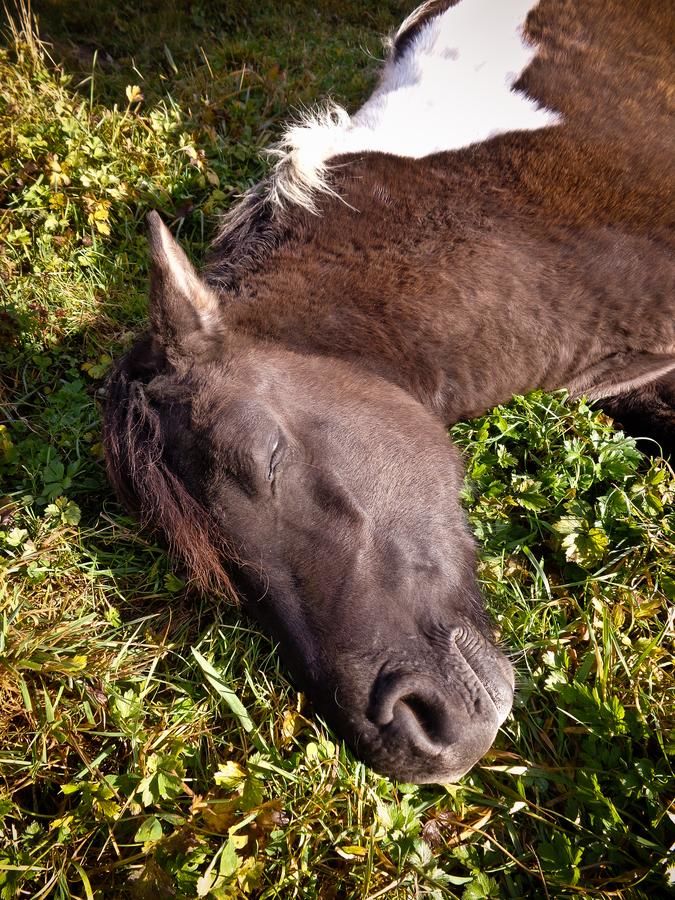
[102, 351, 238, 600]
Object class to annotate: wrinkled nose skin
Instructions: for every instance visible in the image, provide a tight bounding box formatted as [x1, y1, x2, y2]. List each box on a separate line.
[324, 628, 515, 784]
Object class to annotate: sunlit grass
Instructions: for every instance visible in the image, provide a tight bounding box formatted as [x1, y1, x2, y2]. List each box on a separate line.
[1, 2, 673, 897]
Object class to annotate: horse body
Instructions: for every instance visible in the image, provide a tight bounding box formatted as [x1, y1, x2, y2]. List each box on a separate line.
[203, 0, 674, 423]
[208, 150, 674, 420]
[104, 0, 675, 783]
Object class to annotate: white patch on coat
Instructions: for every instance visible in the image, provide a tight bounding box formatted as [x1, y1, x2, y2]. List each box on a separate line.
[267, 0, 559, 212]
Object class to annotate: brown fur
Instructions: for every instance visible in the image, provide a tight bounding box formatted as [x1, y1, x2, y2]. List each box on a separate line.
[104, 0, 675, 783]
[103, 335, 238, 598]
[392, 0, 456, 59]
[205, 0, 674, 427]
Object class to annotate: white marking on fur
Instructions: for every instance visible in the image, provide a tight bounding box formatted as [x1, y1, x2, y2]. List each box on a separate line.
[267, 0, 559, 212]
[266, 105, 353, 212]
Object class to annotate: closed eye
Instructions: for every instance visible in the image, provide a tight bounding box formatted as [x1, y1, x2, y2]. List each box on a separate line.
[268, 437, 286, 480]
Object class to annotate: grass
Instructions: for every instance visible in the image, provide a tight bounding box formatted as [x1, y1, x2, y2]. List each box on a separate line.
[0, 1, 673, 897]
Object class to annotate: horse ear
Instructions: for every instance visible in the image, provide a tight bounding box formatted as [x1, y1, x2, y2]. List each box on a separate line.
[147, 211, 224, 357]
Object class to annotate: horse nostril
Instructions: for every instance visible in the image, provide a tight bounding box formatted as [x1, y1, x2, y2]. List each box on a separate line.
[399, 693, 446, 743]
[370, 673, 461, 755]
[363, 650, 512, 782]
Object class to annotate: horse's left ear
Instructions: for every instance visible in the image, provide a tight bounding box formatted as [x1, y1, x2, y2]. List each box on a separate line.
[147, 210, 224, 358]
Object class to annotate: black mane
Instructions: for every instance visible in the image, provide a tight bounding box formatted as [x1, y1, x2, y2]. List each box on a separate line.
[203, 179, 290, 292]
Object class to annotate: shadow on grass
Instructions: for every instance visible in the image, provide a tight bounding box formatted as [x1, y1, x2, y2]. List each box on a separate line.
[18, 0, 405, 112]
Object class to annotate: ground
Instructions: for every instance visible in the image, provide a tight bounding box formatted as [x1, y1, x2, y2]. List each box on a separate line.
[0, 1, 673, 897]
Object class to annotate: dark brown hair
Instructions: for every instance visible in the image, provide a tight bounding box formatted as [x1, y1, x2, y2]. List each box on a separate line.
[103, 357, 237, 599]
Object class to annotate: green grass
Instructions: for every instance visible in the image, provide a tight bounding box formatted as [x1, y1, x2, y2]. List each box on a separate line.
[0, 2, 673, 897]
